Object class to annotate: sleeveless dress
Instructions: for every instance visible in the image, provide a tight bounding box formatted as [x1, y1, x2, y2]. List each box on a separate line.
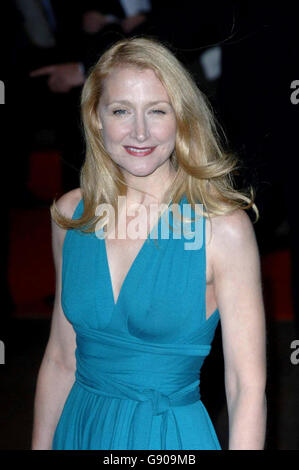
[52, 195, 222, 450]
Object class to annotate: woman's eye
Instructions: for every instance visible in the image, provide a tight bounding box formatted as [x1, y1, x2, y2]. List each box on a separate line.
[112, 109, 128, 115]
[151, 109, 166, 115]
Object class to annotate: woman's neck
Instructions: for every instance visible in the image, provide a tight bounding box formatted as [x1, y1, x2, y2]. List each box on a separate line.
[122, 162, 177, 206]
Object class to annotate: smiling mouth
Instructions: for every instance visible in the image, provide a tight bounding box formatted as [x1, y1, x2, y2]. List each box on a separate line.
[124, 146, 156, 157]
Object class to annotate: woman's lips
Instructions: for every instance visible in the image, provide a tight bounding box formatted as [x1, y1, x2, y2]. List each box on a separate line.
[124, 146, 156, 157]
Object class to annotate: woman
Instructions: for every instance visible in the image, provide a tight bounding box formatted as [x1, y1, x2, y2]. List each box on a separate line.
[31, 37, 266, 450]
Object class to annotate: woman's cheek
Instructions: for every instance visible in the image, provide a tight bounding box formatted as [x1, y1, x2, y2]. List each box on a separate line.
[152, 121, 176, 141]
[111, 123, 131, 142]
[103, 125, 125, 144]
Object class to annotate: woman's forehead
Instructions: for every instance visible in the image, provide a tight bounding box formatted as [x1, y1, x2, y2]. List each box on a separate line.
[100, 66, 170, 101]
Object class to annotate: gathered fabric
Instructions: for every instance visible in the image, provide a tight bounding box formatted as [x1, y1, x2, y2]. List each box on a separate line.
[74, 326, 211, 449]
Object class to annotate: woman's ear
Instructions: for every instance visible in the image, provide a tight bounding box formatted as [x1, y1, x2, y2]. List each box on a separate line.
[97, 103, 103, 130]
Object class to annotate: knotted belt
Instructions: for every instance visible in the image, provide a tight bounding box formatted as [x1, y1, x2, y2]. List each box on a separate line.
[74, 326, 212, 450]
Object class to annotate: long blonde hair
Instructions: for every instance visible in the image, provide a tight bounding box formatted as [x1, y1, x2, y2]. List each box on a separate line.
[50, 36, 258, 232]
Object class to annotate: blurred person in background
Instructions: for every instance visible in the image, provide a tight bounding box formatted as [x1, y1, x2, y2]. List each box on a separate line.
[9, 1, 153, 203]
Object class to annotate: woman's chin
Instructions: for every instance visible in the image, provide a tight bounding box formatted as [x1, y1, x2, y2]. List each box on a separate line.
[120, 164, 159, 178]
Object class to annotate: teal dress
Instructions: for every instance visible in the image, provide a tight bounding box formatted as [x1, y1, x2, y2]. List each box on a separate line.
[52, 195, 222, 450]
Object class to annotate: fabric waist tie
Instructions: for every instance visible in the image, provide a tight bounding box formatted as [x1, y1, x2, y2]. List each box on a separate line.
[74, 326, 212, 450]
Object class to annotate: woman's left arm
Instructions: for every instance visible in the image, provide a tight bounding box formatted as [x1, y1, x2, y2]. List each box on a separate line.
[210, 209, 267, 450]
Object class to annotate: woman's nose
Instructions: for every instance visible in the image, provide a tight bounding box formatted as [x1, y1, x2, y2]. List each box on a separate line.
[130, 113, 149, 142]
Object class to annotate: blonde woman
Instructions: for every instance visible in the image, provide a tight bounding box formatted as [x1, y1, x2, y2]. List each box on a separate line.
[31, 37, 266, 450]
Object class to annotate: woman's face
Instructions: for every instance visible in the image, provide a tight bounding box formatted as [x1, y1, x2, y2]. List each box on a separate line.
[97, 66, 177, 177]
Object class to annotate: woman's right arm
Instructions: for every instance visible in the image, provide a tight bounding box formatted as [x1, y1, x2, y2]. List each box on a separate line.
[31, 189, 81, 450]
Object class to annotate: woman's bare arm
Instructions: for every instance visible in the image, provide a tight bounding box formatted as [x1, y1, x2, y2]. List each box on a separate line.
[209, 209, 267, 450]
[31, 189, 81, 450]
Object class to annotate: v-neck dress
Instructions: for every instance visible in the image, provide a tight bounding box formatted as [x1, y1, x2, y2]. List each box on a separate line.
[52, 195, 222, 450]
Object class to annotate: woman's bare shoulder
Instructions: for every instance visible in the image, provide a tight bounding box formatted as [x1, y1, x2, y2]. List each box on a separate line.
[206, 208, 257, 259]
[55, 187, 82, 219]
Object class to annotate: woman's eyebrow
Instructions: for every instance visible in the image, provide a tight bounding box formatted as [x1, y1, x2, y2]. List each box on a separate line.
[106, 100, 171, 106]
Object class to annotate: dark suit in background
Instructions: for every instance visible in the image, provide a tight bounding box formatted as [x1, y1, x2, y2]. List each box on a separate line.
[8, 1, 89, 200]
[9, 1, 154, 200]
[80, 0, 153, 71]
